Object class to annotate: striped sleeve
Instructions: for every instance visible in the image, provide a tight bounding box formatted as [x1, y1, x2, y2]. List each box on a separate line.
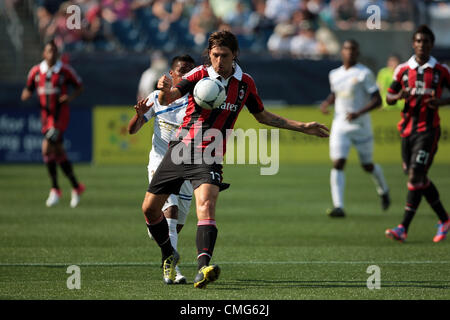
[26, 66, 38, 91]
[442, 64, 450, 89]
[176, 65, 205, 96]
[244, 74, 264, 114]
[64, 65, 83, 87]
[387, 63, 406, 94]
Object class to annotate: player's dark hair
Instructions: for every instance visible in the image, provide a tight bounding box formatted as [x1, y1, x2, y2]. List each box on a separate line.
[413, 25, 435, 44]
[171, 54, 195, 69]
[203, 30, 240, 66]
[343, 39, 359, 49]
[44, 39, 58, 52]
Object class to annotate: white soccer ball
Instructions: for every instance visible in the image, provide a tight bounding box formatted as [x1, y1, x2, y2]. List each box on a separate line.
[193, 77, 226, 110]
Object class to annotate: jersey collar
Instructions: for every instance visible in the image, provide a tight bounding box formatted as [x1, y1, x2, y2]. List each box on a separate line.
[40, 60, 62, 74]
[207, 62, 243, 84]
[408, 55, 437, 71]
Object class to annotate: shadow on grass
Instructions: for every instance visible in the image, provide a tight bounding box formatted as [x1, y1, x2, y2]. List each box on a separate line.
[214, 279, 450, 290]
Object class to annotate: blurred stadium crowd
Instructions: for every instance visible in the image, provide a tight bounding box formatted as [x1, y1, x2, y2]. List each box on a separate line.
[3, 0, 442, 58]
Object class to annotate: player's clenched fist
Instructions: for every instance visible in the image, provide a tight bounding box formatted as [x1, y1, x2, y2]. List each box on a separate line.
[157, 74, 172, 91]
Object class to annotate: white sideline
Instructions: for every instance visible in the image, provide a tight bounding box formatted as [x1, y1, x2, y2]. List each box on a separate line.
[1, 260, 450, 267]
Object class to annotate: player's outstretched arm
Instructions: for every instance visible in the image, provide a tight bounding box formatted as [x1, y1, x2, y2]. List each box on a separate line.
[253, 110, 330, 138]
[157, 74, 182, 106]
[128, 98, 153, 134]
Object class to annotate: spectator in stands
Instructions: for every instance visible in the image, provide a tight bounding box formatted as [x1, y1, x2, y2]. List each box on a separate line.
[137, 50, 169, 101]
[267, 20, 296, 57]
[101, 0, 134, 22]
[82, 1, 116, 50]
[223, 2, 253, 36]
[330, 0, 358, 30]
[36, 0, 65, 36]
[45, 1, 84, 51]
[264, 0, 300, 24]
[209, 0, 240, 20]
[290, 21, 327, 59]
[189, 0, 221, 46]
[386, 0, 415, 30]
[152, 0, 184, 33]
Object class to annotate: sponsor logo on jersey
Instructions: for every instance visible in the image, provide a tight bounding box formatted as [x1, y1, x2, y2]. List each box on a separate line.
[220, 102, 238, 112]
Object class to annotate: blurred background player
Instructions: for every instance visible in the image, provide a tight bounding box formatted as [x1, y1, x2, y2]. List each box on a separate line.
[21, 40, 85, 208]
[377, 54, 405, 110]
[137, 50, 169, 101]
[146, 30, 329, 288]
[385, 25, 450, 243]
[320, 39, 390, 218]
[128, 54, 196, 284]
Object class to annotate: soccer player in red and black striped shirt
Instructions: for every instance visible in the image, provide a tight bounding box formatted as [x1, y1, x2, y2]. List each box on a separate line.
[142, 30, 330, 288]
[21, 40, 85, 208]
[385, 25, 450, 243]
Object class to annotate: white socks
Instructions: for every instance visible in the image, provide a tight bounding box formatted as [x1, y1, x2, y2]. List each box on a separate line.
[166, 218, 178, 251]
[331, 168, 345, 209]
[330, 164, 389, 209]
[371, 164, 389, 195]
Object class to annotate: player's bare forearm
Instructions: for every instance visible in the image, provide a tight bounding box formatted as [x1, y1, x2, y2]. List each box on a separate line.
[254, 110, 329, 137]
[128, 99, 153, 134]
[320, 93, 335, 114]
[158, 87, 181, 106]
[347, 91, 382, 120]
[386, 88, 409, 105]
[128, 114, 146, 134]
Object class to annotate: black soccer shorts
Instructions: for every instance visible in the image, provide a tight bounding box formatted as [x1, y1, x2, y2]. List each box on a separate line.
[401, 127, 441, 174]
[148, 141, 230, 195]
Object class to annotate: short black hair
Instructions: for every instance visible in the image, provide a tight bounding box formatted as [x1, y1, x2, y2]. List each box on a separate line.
[413, 25, 435, 44]
[171, 54, 195, 69]
[343, 39, 359, 49]
[44, 39, 58, 51]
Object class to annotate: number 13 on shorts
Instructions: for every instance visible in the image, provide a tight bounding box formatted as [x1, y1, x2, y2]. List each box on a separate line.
[210, 171, 221, 181]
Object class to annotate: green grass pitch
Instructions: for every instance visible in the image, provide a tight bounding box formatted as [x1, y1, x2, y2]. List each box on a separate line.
[1, 163, 449, 300]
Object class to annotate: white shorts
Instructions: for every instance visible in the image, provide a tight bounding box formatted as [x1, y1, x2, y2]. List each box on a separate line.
[148, 153, 193, 225]
[329, 119, 374, 164]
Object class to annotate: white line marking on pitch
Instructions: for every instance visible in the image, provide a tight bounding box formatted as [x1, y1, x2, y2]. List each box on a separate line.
[0, 261, 450, 267]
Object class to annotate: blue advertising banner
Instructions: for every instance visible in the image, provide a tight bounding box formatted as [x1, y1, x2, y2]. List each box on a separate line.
[0, 108, 92, 163]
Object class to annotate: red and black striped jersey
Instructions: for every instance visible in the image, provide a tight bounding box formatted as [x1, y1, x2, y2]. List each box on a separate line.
[174, 64, 264, 155]
[388, 55, 450, 137]
[26, 60, 82, 132]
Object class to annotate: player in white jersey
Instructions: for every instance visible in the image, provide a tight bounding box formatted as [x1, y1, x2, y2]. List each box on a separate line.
[320, 39, 390, 217]
[128, 55, 196, 284]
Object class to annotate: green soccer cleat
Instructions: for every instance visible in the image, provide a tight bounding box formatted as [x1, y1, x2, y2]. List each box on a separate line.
[193, 264, 221, 289]
[162, 250, 180, 285]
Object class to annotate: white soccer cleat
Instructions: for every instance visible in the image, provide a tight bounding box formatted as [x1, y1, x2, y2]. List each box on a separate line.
[70, 183, 85, 208]
[46, 188, 61, 207]
[174, 266, 187, 284]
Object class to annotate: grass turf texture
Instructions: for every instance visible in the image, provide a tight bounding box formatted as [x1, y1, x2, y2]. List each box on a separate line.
[1, 163, 449, 300]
